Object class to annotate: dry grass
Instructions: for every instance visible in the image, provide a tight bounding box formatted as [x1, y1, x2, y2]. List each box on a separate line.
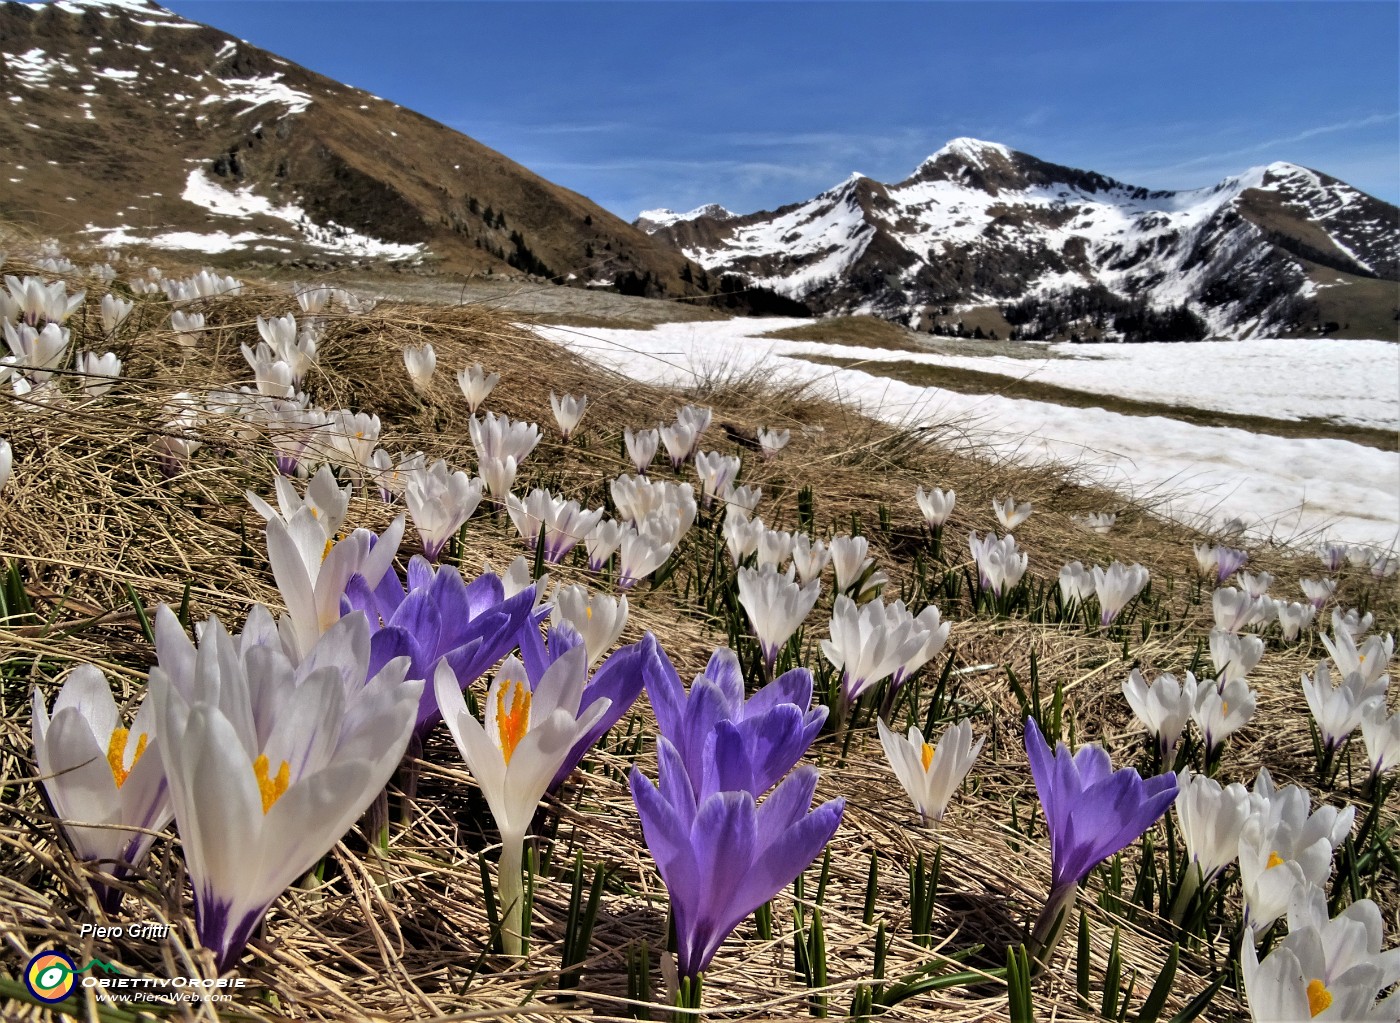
[0, 258, 1396, 1022]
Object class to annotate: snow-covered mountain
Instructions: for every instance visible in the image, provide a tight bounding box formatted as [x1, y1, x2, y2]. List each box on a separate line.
[638, 138, 1399, 340]
[0, 0, 706, 296]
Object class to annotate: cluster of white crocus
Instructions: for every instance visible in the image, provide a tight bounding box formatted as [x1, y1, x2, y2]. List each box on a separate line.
[968, 531, 1027, 597]
[992, 496, 1032, 530]
[1070, 511, 1117, 534]
[693, 451, 741, 509]
[404, 459, 484, 561]
[915, 486, 956, 530]
[822, 595, 950, 708]
[610, 474, 697, 541]
[1242, 885, 1400, 1022]
[470, 411, 542, 501]
[757, 426, 790, 458]
[737, 564, 821, 672]
[1342, 543, 1400, 578]
[2, 273, 85, 325]
[160, 268, 242, 305]
[659, 403, 712, 468]
[1123, 669, 1196, 763]
[549, 392, 588, 441]
[457, 364, 500, 413]
[877, 718, 983, 824]
[1194, 542, 1248, 581]
[1299, 629, 1394, 758]
[404, 343, 437, 393]
[830, 535, 888, 599]
[255, 313, 319, 386]
[506, 488, 605, 564]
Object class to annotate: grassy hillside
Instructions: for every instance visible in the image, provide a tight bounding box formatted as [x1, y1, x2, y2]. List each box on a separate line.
[0, 252, 1396, 1021]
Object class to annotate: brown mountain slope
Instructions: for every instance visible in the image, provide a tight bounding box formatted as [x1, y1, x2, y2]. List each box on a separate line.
[0, 0, 705, 298]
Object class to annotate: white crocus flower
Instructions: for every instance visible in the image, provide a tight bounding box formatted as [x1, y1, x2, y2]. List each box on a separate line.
[551, 585, 628, 666]
[247, 465, 350, 541]
[99, 293, 133, 336]
[968, 531, 1027, 597]
[822, 595, 924, 708]
[659, 420, 696, 469]
[1359, 703, 1400, 781]
[265, 514, 405, 660]
[1123, 669, 1195, 763]
[1241, 885, 1400, 1023]
[624, 427, 660, 474]
[1333, 607, 1374, 640]
[1070, 511, 1116, 534]
[1317, 543, 1348, 573]
[992, 497, 1032, 530]
[915, 486, 956, 529]
[1210, 628, 1265, 684]
[756, 527, 795, 570]
[1299, 576, 1332, 607]
[257, 313, 297, 354]
[675, 403, 712, 450]
[1277, 600, 1316, 642]
[327, 411, 381, 483]
[757, 426, 790, 458]
[1302, 661, 1388, 755]
[791, 534, 831, 584]
[293, 283, 332, 314]
[1059, 561, 1095, 609]
[886, 601, 950, 687]
[1193, 543, 1221, 577]
[1174, 767, 1252, 888]
[1238, 571, 1274, 597]
[1321, 629, 1393, 687]
[32, 666, 173, 900]
[403, 343, 436, 393]
[1238, 784, 1354, 938]
[3, 320, 68, 382]
[584, 519, 625, 572]
[0, 437, 11, 492]
[1212, 586, 1272, 634]
[830, 535, 886, 599]
[1192, 675, 1257, 760]
[722, 483, 763, 518]
[457, 364, 500, 413]
[493, 555, 547, 604]
[1092, 561, 1148, 626]
[470, 411, 541, 466]
[724, 510, 765, 566]
[549, 392, 588, 442]
[436, 649, 608, 957]
[169, 310, 204, 348]
[478, 454, 519, 504]
[405, 460, 483, 562]
[737, 565, 821, 673]
[877, 718, 983, 824]
[693, 451, 741, 510]
[150, 606, 422, 972]
[617, 526, 675, 590]
[74, 351, 121, 397]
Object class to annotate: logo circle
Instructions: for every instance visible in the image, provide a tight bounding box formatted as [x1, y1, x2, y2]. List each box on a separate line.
[25, 951, 77, 1003]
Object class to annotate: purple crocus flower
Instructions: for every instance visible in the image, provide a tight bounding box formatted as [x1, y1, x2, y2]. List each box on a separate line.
[630, 737, 844, 982]
[341, 555, 542, 738]
[1024, 717, 1177, 958]
[1216, 546, 1249, 582]
[643, 645, 827, 796]
[516, 619, 649, 790]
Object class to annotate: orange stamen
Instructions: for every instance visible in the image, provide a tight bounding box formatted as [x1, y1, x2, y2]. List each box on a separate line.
[253, 754, 291, 813]
[1266, 851, 1286, 869]
[106, 728, 148, 789]
[1306, 978, 1331, 1017]
[495, 680, 531, 765]
[920, 742, 935, 773]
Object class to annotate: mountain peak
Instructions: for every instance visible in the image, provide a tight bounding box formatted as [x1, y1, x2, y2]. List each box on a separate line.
[28, 0, 182, 19]
[635, 204, 734, 232]
[924, 137, 1014, 169]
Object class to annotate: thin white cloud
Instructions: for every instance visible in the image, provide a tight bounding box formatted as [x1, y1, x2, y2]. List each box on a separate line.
[1149, 113, 1399, 174]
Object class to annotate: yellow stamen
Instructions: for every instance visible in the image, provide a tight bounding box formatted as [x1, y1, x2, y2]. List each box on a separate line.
[1222, 700, 1229, 716]
[1306, 978, 1332, 1017]
[253, 754, 291, 814]
[310, 505, 321, 519]
[322, 537, 335, 562]
[495, 681, 531, 765]
[1266, 851, 1286, 869]
[106, 728, 148, 789]
[585, 605, 593, 620]
[920, 742, 935, 773]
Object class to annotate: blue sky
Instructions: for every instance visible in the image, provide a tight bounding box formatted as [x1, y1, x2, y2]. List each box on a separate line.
[161, 1, 1400, 218]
